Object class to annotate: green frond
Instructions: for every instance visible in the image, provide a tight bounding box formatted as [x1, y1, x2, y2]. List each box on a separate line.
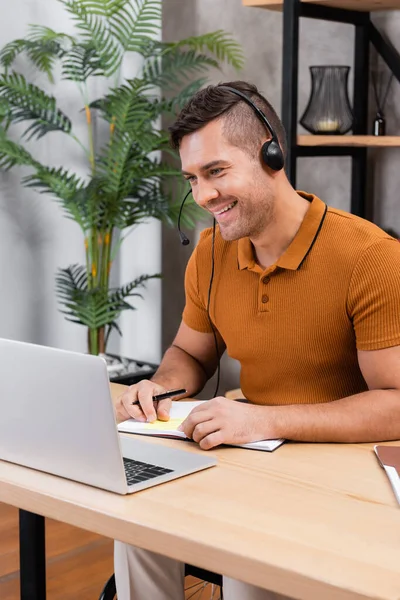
[56, 264, 119, 329]
[62, 43, 104, 81]
[22, 166, 89, 229]
[89, 78, 154, 122]
[24, 41, 64, 83]
[165, 30, 244, 71]
[0, 125, 40, 170]
[124, 175, 206, 230]
[0, 99, 11, 130]
[157, 79, 207, 115]
[142, 50, 219, 91]
[61, 0, 160, 56]
[117, 179, 172, 228]
[136, 129, 169, 154]
[25, 26, 74, 82]
[0, 27, 73, 82]
[96, 131, 134, 199]
[27, 24, 75, 45]
[55, 264, 160, 329]
[61, 0, 129, 18]
[116, 0, 161, 53]
[108, 79, 206, 124]
[61, 2, 123, 76]
[108, 273, 161, 305]
[140, 158, 182, 179]
[0, 72, 72, 139]
[0, 40, 26, 69]
[99, 80, 155, 129]
[95, 125, 171, 210]
[57, 264, 88, 294]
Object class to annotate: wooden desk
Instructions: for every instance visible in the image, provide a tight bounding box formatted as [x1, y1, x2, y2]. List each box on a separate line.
[0, 383, 400, 600]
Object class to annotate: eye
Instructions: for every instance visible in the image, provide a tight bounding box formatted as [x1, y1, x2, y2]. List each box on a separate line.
[184, 175, 196, 183]
[210, 168, 223, 176]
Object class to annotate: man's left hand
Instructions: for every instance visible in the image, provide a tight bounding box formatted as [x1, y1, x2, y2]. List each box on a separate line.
[178, 396, 274, 450]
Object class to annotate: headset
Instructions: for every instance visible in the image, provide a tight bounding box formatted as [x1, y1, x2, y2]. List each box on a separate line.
[177, 86, 285, 397]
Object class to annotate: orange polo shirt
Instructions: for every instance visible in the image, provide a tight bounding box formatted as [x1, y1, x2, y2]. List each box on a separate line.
[182, 192, 400, 405]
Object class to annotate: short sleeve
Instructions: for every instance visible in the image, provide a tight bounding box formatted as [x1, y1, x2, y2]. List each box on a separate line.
[347, 238, 400, 350]
[182, 247, 214, 333]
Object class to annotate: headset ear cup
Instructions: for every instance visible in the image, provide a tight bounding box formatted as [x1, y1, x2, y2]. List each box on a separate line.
[261, 140, 284, 171]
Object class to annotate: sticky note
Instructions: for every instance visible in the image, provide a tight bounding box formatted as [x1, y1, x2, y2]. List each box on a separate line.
[143, 418, 183, 431]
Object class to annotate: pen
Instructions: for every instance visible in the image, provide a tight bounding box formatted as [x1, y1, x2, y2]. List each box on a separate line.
[131, 388, 187, 405]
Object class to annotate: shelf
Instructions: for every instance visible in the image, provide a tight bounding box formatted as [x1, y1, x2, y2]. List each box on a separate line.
[297, 135, 400, 146]
[243, 0, 400, 11]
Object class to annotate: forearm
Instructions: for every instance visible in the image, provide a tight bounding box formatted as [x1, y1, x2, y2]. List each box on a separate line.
[267, 389, 400, 443]
[151, 344, 208, 397]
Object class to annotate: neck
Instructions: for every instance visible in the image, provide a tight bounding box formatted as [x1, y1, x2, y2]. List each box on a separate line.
[250, 178, 310, 269]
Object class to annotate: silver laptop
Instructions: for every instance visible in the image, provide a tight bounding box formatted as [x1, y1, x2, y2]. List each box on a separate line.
[0, 338, 216, 494]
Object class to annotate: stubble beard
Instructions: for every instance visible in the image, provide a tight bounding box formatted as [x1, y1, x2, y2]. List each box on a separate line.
[218, 195, 275, 242]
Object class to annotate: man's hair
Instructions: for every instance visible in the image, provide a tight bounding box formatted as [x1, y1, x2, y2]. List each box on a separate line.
[169, 81, 287, 160]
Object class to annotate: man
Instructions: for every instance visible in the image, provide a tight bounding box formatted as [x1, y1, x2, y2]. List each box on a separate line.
[114, 81, 400, 599]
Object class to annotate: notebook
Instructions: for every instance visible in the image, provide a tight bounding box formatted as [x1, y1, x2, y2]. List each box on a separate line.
[117, 400, 285, 452]
[374, 444, 400, 505]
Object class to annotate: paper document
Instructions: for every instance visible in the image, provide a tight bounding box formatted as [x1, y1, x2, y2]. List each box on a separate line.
[118, 400, 285, 452]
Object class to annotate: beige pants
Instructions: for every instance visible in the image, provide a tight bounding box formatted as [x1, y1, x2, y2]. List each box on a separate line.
[114, 542, 289, 600]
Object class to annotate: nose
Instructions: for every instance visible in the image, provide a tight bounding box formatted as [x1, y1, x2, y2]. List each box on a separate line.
[193, 180, 219, 209]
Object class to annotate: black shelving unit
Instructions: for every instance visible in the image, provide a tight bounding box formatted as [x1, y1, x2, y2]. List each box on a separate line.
[281, 0, 400, 220]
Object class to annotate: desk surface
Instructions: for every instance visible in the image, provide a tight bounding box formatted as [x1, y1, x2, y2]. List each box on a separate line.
[0, 383, 399, 600]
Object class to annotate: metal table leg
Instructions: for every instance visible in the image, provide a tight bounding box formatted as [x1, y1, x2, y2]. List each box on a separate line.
[19, 509, 46, 600]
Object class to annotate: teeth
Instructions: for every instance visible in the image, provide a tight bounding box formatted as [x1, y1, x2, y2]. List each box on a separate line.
[215, 201, 237, 215]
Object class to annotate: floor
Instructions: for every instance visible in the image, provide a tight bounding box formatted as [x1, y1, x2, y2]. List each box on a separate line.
[0, 503, 220, 599]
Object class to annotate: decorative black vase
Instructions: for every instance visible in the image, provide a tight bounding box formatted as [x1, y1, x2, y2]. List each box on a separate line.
[300, 66, 354, 135]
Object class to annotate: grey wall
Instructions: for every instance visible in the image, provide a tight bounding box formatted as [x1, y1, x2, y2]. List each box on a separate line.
[162, 0, 400, 396]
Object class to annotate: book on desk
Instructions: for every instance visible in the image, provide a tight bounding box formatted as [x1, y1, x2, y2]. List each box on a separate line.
[117, 400, 285, 452]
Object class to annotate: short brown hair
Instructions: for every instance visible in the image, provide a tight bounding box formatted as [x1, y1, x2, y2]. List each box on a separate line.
[169, 81, 287, 160]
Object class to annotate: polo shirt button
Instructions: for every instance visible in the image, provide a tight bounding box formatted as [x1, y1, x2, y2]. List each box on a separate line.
[262, 276, 270, 284]
[261, 295, 269, 303]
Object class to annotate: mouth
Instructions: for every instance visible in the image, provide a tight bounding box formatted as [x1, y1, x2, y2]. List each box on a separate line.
[212, 200, 238, 219]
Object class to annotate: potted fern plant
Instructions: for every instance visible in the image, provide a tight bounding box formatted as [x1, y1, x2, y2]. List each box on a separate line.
[0, 0, 243, 362]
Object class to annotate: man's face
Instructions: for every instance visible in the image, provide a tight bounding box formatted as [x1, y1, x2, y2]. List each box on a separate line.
[179, 118, 275, 241]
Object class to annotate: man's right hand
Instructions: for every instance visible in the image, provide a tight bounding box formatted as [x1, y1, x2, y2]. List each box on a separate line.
[115, 380, 172, 424]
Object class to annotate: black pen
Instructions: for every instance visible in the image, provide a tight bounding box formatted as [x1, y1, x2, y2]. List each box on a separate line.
[131, 388, 187, 405]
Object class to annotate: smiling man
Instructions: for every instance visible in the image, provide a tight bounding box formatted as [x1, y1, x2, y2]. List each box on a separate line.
[114, 81, 400, 600]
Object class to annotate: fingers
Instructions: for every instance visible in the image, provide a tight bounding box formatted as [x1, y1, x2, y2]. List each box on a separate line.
[181, 414, 223, 450]
[178, 398, 229, 450]
[119, 380, 167, 423]
[156, 398, 171, 421]
[137, 386, 158, 422]
[179, 408, 213, 439]
[191, 419, 217, 444]
[199, 431, 223, 450]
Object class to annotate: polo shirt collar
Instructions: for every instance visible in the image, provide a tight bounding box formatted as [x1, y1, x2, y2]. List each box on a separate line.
[237, 192, 327, 271]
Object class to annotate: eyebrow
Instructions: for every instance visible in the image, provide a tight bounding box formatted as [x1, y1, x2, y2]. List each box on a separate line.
[181, 160, 228, 176]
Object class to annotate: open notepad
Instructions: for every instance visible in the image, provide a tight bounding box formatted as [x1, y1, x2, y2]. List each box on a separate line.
[117, 400, 285, 452]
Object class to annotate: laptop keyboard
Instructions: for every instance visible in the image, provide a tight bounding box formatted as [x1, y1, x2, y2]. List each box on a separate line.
[123, 457, 174, 486]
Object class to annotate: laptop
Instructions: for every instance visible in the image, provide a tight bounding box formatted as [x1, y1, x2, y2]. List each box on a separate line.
[0, 338, 217, 494]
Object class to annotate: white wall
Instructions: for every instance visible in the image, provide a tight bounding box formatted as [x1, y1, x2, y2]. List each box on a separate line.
[0, 1, 162, 363]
